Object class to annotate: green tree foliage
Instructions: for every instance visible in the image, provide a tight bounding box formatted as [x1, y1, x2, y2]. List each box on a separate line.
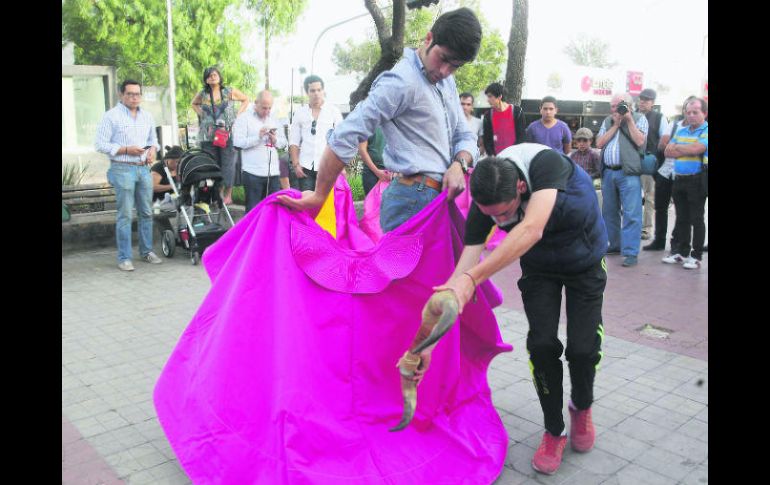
[62, 0, 259, 122]
[246, 0, 308, 90]
[563, 34, 617, 69]
[333, 0, 505, 100]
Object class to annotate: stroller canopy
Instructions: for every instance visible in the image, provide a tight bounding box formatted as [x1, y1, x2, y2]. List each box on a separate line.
[178, 150, 222, 187]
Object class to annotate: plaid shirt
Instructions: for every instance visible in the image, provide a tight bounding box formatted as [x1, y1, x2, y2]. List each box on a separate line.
[569, 148, 602, 179]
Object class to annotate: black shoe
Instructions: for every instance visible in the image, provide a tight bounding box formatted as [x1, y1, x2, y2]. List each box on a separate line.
[643, 240, 666, 251]
[703, 244, 708, 252]
[606, 247, 621, 254]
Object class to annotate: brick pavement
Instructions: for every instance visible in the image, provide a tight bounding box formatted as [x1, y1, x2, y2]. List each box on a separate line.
[62, 231, 707, 483]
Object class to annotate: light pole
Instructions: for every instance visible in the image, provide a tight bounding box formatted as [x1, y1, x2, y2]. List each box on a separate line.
[166, 0, 179, 145]
[310, 4, 393, 74]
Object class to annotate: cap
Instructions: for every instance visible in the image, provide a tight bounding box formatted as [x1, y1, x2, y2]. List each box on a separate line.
[639, 88, 657, 101]
[575, 127, 594, 140]
[215, 119, 226, 127]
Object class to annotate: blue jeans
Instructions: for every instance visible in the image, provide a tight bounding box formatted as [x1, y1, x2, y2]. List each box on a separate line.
[106, 163, 154, 263]
[601, 169, 642, 256]
[380, 178, 440, 233]
[243, 171, 281, 213]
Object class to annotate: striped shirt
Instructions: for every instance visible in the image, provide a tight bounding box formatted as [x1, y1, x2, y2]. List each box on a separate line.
[597, 115, 649, 167]
[94, 102, 159, 162]
[671, 122, 708, 175]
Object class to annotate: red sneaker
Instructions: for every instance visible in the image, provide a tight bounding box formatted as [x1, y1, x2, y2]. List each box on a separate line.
[569, 403, 595, 452]
[531, 432, 568, 475]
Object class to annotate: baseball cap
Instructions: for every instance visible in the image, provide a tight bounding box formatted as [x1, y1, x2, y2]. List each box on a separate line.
[639, 88, 657, 101]
[575, 127, 594, 140]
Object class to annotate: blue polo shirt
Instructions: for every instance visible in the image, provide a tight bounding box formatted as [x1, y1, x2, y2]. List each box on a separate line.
[671, 121, 708, 175]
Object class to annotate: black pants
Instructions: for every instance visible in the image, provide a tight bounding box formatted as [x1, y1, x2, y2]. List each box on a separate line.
[671, 172, 707, 260]
[298, 168, 317, 192]
[362, 163, 387, 197]
[518, 259, 607, 436]
[243, 171, 281, 213]
[653, 173, 677, 247]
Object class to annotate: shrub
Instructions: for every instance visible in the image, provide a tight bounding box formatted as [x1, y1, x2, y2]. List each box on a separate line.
[231, 185, 245, 205]
[62, 162, 90, 186]
[347, 172, 364, 202]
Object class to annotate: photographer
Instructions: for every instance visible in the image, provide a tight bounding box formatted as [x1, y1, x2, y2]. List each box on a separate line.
[595, 93, 649, 267]
[232, 90, 287, 213]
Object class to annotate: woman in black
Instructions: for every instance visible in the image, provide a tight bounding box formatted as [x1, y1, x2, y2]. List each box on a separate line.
[151, 146, 184, 202]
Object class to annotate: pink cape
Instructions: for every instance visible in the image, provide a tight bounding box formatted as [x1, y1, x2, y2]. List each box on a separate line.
[153, 188, 513, 484]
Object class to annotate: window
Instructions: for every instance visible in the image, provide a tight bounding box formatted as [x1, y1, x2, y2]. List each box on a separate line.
[62, 75, 109, 150]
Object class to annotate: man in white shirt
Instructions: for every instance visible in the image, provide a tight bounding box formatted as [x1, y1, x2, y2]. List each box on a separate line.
[232, 90, 288, 212]
[288, 75, 343, 191]
[460, 92, 484, 157]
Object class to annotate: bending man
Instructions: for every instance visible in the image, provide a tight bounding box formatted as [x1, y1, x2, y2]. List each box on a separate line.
[434, 143, 608, 476]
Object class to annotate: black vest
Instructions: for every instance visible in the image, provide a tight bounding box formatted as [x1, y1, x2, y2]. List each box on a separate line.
[514, 157, 608, 274]
[644, 110, 663, 160]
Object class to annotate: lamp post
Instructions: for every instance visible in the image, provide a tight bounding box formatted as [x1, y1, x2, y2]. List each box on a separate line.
[166, 0, 179, 145]
[310, 4, 394, 74]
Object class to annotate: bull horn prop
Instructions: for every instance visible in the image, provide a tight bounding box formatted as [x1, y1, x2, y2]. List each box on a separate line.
[390, 290, 459, 432]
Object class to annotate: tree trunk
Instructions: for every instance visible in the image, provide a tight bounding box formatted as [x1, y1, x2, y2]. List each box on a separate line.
[504, 0, 528, 106]
[348, 0, 406, 110]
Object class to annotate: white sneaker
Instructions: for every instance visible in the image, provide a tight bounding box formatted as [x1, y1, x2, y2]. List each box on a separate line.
[118, 260, 135, 271]
[682, 257, 701, 269]
[142, 252, 163, 264]
[662, 253, 684, 264]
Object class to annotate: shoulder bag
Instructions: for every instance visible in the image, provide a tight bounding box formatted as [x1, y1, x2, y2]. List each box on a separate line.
[210, 89, 230, 148]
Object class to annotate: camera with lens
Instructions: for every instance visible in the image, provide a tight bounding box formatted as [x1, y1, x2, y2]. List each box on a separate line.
[616, 100, 629, 115]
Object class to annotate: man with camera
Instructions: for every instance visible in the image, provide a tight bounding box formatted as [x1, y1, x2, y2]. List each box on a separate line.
[596, 93, 649, 267]
[232, 90, 288, 213]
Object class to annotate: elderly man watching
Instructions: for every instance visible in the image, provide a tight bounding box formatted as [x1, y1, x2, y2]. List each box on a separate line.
[232, 90, 288, 212]
[595, 92, 649, 267]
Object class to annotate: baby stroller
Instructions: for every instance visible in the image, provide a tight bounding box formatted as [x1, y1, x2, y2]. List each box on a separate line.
[159, 148, 235, 265]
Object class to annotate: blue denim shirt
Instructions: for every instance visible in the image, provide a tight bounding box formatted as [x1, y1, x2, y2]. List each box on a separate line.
[327, 48, 479, 182]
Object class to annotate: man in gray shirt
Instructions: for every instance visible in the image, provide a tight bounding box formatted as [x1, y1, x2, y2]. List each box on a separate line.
[279, 8, 481, 232]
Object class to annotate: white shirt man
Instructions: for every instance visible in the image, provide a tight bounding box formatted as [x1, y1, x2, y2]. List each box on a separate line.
[232, 91, 288, 212]
[288, 76, 343, 190]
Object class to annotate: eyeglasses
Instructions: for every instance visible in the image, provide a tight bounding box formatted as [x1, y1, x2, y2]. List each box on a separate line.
[311, 120, 317, 136]
[124, 92, 142, 97]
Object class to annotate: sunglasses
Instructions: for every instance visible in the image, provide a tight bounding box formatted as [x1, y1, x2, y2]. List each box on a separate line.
[311, 120, 317, 136]
[576, 138, 590, 142]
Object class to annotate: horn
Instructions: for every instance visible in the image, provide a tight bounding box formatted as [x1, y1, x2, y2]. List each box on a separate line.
[390, 290, 459, 432]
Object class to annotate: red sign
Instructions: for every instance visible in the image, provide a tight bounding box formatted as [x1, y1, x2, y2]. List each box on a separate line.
[581, 76, 592, 93]
[627, 71, 643, 96]
[581, 75, 613, 96]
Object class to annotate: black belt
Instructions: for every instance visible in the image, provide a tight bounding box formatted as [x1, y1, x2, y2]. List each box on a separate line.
[111, 160, 146, 166]
[603, 164, 623, 171]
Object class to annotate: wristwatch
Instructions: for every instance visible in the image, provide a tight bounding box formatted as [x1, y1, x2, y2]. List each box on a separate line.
[452, 155, 469, 174]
